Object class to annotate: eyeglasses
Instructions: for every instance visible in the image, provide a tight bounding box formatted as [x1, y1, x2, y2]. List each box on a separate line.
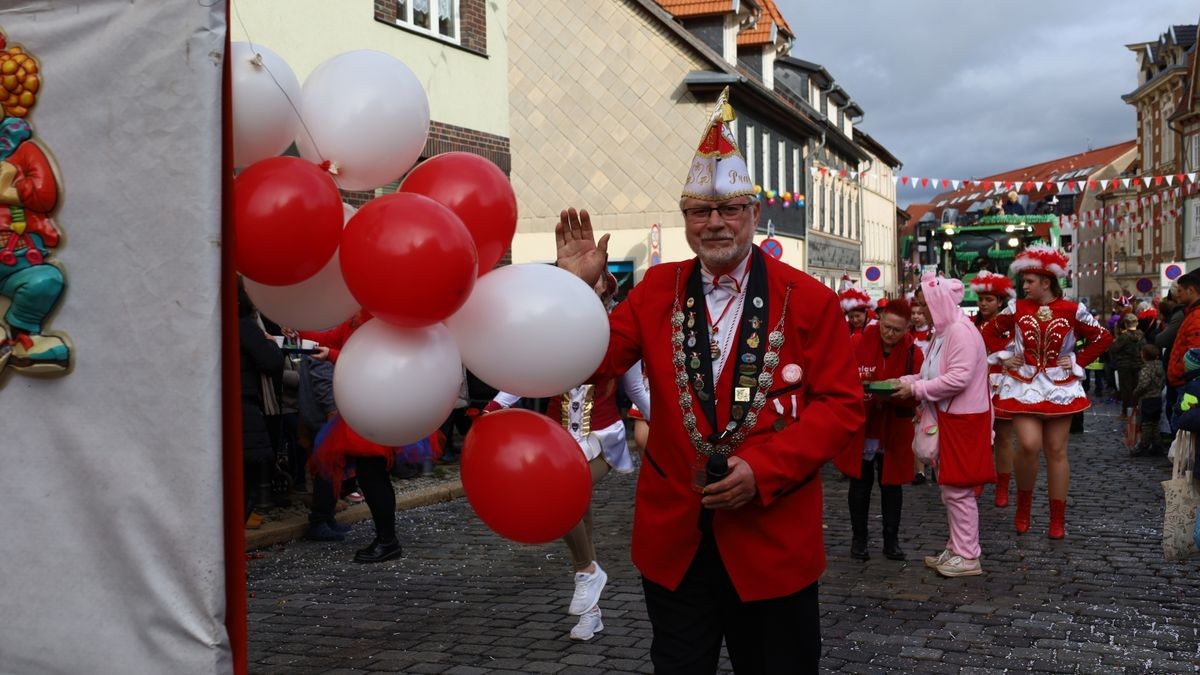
[879, 324, 907, 334]
[682, 202, 754, 221]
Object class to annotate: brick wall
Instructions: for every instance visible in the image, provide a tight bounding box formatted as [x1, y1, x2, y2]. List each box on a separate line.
[339, 120, 513, 266]
[374, 0, 487, 57]
[458, 0, 487, 56]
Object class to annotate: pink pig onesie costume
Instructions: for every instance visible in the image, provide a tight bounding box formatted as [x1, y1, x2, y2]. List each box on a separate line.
[902, 275, 992, 576]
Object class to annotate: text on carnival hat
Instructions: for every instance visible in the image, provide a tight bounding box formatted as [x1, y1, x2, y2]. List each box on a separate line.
[1009, 244, 1068, 279]
[681, 87, 754, 202]
[839, 284, 875, 313]
[969, 270, 1016, 299]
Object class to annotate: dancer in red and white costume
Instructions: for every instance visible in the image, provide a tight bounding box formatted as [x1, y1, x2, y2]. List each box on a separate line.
[970, 270, 1016, 507]
[980, 246, 1112, 538]
[839, 283, 875, 338]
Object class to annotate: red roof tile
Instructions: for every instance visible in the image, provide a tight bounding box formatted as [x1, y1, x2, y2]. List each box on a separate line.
[901, 204, 934, 236]
[654, 0, 736, 18]
[736, 0, 793, 46]
[926, 141, 1137, 215]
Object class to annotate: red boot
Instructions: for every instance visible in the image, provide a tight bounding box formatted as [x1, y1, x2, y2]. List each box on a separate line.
[994, 473, 1011, 508]
[1048, 498, 1067, 539]
[1014, 489, 1033, 534]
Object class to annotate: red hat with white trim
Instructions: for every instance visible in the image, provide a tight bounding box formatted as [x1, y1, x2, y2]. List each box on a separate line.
[1009, 244, 1069, 279]
[839, 285, 875, 313]
[969, 270, 1016, 299]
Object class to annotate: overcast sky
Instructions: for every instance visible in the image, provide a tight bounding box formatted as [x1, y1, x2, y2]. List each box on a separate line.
[777, 0, 1198, 206]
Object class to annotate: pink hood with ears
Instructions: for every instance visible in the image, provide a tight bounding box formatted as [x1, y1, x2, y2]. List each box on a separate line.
[902, 274, 991, 413]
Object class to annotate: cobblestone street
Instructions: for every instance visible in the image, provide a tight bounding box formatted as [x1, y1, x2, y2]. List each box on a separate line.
[248, 401, 1200, 673]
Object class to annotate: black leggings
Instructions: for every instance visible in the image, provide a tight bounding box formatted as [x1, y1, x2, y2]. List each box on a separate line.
[355, 456, 396, 541]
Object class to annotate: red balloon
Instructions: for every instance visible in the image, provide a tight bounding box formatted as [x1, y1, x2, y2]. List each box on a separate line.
[399, 152, 517, 275]
[339, 193, 478, 327]
[460, 409, 591, 544]
[234, 157, 344, 285]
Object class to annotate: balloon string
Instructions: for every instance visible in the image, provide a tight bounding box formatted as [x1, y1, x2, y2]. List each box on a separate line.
[232, 1, 329, 168]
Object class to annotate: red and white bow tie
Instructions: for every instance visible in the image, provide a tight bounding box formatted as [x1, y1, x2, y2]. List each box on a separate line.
[703, 271, 742, 296]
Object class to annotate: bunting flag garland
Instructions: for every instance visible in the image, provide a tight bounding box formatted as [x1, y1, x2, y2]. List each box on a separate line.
[809, 162, 1200, 196]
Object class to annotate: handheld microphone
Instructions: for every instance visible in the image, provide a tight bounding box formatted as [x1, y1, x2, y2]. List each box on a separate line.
[698, 455, 729, 534]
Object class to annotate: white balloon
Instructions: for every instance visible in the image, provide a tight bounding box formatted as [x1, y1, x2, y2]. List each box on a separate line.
[230, 42, 301, 169]
[445, 264, 610, 398]
[243, 204, 360, 330]
[296, 50, 430, 191]
[333, 321, 462, 446]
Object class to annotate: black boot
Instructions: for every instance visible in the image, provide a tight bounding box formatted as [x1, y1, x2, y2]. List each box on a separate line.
[881, 484, 906, 560]
[354, 537, 403, 563]
[848, 469, 871, 561]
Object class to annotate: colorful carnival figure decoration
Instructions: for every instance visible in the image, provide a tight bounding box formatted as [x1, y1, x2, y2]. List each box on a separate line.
[981, 245, 1112, 539]
[0, 31, 70, 379]
[970, 270, 1017, 507]
[839, 283, 876, 337]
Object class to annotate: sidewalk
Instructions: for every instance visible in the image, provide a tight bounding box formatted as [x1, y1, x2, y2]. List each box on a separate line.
[244, 464, 465, 551]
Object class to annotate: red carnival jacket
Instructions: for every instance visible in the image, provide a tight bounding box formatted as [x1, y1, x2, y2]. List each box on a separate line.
[833, 324, 922, 485]
[590, 251, 863, 602]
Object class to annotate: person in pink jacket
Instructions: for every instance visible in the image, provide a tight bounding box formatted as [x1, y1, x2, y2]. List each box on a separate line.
[896, 274, 994, 577]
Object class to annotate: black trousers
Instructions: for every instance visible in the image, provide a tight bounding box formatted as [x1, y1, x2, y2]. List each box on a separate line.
[355, 456, 396, 541]
[847, 455, 902, 545]
[642, 533, 821, 674]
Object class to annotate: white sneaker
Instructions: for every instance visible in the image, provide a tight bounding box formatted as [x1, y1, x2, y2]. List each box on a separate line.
[568, 561, 607, 615]
[924, 548, 953, 569]
[935, 554, 983, 577]
[569, 606, 603, 641]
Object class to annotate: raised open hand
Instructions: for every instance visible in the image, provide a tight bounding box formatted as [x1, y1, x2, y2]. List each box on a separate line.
[555, 207, 610, 288]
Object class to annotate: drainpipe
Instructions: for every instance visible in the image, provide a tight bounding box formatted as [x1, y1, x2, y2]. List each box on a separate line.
[1168, 115, 1188, 263]
[860, 157, 872, 292]
[806, 130, 826, 278]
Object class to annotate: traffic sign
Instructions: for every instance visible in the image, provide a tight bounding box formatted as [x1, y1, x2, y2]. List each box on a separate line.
[1136, 277, 1153, 294]
[1161, 262, 1186, 296]
[864, 266, 881, 282]
[761, 237, 783, 260]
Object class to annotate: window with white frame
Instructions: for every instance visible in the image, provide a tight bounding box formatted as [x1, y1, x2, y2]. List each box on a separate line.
[762, 131, 771, 190]
[1190, 136, 1200, 172]
[1164, 104, 1175, 163]
[1193, 201, 1200, 248]
[792, 148, 801, 195]
[777, 141, 785, 196]
[745, 127, 756, 183]
[395, 0, 459, 42]
[1142, 116, 1152, 167]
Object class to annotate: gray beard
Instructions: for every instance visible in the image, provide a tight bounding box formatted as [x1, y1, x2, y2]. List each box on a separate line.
[697, 242, 751, 271]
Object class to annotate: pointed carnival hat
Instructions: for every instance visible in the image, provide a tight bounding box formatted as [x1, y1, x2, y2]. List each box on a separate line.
[969, 270, 1016, 299]
[839, 284, 875, 313]
[681, 87, 755, 202]
[1009, 244, 1068, 279]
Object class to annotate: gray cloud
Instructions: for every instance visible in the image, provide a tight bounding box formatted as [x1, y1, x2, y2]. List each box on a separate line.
[776, 0, 1198, 205]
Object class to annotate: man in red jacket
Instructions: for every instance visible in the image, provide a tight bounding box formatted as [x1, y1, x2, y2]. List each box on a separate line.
[555, 88, 863, 674]
[1167, 269, 1200, 388]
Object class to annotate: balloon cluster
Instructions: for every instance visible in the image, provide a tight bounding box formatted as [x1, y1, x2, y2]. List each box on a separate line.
[753, 184, 804, 209]
[231, 45, 604, 544]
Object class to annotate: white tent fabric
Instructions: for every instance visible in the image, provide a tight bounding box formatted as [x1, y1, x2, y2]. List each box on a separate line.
[0, 3, 229, 673]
